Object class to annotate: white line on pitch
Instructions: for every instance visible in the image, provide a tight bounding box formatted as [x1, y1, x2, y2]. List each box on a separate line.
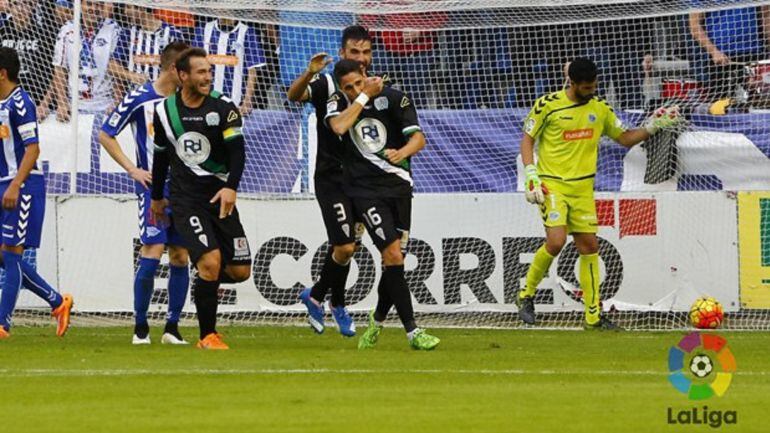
[0, 368, 765, 378]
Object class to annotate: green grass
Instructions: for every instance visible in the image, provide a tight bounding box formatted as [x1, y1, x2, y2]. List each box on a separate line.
[1, 326, 768, 433]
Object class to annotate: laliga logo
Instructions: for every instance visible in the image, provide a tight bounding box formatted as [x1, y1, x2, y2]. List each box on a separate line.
[666, 332, 737, 428]
[668, 332, 735, 399]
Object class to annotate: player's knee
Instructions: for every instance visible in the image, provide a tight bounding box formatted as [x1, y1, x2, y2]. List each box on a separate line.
[333, 243, 356, 263]
[545, 238, 566, 256]
[196, 251, 221, 280]
[140, 244, 164, 260]
[381, 241, 403, 266]
[167, 246, 189, 267]
[226, 265, 251, 282]
[576, 239, 599, 255]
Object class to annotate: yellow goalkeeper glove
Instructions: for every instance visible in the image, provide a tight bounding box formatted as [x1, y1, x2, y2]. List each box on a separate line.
[644, 105, 683, 135]
[524, 164, 547, 204]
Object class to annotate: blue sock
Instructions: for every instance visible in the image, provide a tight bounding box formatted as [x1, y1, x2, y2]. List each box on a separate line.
[0, 251, 23, 331]
[166, 264, 189, 324]
[134, 257, 159, 326]
[20, 261, 63, 309]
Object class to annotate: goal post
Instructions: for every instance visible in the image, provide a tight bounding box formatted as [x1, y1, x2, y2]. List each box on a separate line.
[6, 0, 770, 329]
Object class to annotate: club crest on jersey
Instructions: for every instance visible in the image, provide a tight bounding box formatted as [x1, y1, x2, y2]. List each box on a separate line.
[176, 131, 211, 165]
[374, 96, 389, 111]
[206, 112, 220, 126]
[351, 118, 388, 154]
[588, 114, 597, 123]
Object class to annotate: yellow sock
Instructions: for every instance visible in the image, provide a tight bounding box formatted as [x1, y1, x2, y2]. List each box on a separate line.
[580, 253, 600, 325]
[521, 245, 554, 299]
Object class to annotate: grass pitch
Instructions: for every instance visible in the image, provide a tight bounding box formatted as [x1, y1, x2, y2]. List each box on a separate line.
[1, 326, 767, 433]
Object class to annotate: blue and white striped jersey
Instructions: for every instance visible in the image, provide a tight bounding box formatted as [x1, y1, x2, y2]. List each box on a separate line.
[194, 20, 266, 106]
[0, 86, 42, 182]
[101, 82, 164, 192]
[53, 19, 121, 113]
[113, 22, 183, 81]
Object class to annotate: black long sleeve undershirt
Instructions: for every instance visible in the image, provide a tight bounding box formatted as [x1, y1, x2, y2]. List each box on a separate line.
[224, 135, 245, 191]
[151, 148, 170, 200]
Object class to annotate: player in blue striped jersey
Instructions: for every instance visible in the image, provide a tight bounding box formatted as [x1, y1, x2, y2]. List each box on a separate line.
[0, 47, 73, 339]
[194, 18, 266, 115]
[99, 41, 191, 345]
[110, 5, 184, 85]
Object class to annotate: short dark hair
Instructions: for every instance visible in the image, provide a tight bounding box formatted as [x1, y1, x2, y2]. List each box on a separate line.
[160, 40, 190, 70]
[568, 57, 598, 84]
[0, 47, 20, 83]
[334, 59, 364, 84]
[175, 47, 208, 73]
[341, 25, 371, 48]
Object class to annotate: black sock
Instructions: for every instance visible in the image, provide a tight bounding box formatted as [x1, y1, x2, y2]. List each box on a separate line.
[134, 322, 149, 339]
[382, 265, 416, 332]
[164, 321, 181, 337]
[328, 256, 351, 308]
[192, 277, 219, 339]
[374, 273, 393, 322]
[310, 247, 333, 303]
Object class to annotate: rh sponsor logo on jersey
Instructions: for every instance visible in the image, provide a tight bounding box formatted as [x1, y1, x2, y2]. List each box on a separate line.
[563, 129, 594, 141]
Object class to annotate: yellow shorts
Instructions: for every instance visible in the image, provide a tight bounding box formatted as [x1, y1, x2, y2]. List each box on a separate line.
[539, 178, 597, 234]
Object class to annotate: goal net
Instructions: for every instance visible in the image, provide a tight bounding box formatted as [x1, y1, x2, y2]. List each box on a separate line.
[4, 0, 770, 330]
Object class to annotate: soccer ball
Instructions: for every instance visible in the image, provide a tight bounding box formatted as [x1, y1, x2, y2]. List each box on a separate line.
[689, 296, 724, 329]
[689, 354, 713, 378]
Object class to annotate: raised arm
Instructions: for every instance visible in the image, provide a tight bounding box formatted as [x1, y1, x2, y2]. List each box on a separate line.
[286, 52, 332, 102]
[689, 11, 729, 65]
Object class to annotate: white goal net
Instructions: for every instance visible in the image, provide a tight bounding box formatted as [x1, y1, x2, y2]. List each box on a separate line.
[3, 0, 770, 329]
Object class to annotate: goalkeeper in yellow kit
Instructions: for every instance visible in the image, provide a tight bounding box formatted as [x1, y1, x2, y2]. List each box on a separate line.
[517, 58, 681, 330]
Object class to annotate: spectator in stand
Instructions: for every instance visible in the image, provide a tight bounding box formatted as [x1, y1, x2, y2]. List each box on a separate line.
[0, 0, 57, 106]
[111, 5, 183, 84]
[689, 2, 770, 100]
[54, 0, 72, 25]
[195, 18, 266, 115]
[360, 11, 448, 108]
[42, 0, 121, 121]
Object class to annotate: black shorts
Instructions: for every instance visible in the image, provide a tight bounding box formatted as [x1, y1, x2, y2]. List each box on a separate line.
[171, 199, 252, 266]
[316, 179, 361, 245]
[352, 196, 411, 251]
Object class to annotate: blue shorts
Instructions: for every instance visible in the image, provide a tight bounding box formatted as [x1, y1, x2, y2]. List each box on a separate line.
[137, 190, 184, 246]
[0, 175, 45, 248]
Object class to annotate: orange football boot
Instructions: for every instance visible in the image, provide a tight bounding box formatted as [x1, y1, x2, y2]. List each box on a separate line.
[196, 332, 229, 350]
[0, 327, 9, 339]
[52, 294, 73, 337]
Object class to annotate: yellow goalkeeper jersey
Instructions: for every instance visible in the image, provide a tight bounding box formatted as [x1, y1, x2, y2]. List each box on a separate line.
[523, 90, 626, 181]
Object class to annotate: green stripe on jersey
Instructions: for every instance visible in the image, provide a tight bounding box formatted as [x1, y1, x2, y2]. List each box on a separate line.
[165, 94, 185, 139]
[200, 159, 226, 174]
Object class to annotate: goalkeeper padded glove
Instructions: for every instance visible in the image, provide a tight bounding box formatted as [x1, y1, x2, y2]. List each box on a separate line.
[524, 164, 546, 204]
[644, 105, 682, 135]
